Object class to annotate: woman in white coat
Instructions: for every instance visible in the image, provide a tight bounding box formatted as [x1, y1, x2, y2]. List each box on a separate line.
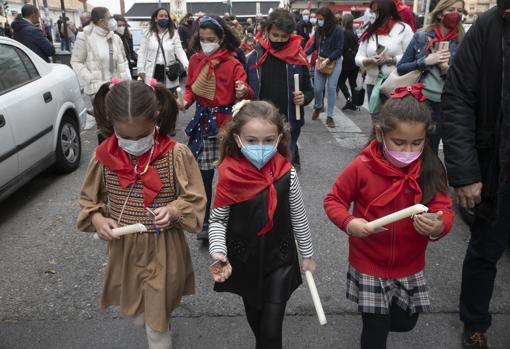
[138, 8, 189, 92]
[355, 0, 413, 106]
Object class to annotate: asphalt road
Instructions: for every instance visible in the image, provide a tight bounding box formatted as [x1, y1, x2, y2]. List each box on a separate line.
[1, 96, 509, 349]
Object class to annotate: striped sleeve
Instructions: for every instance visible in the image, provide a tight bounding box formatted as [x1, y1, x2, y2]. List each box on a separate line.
[289, 167, 314, 258]
[208, 205, 230, 257]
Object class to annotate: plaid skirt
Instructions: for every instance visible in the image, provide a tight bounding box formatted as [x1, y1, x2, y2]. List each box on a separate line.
[346, 265, 431, 315]
[197, 137, 219, 171]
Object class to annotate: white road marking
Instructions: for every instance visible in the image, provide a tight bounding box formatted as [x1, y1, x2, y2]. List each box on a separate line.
[85, 114, 96, 130]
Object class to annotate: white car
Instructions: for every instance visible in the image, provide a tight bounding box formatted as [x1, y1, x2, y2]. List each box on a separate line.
[0, 36, 86, 202]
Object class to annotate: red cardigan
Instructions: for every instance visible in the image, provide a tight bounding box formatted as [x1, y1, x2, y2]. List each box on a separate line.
[184, 49, 253, 128]
[324, 140, 454, 278]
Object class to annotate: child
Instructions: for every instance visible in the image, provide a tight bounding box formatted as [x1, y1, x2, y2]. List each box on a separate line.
[182, 15, 253, 241]
[208, 100, 316, 349]
[77, 79, 206, 349]
[324, 84, 455, 349]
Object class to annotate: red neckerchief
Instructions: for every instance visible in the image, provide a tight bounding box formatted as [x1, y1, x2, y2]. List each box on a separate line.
[394, 0, 409, 12]
[425, 25, 459, 50]
[188, 48, 233, 85]
[252, 34, 309, 69]
[359, 19, 397, 42]
[361, 140, 423, 216]
[390, 83, 426, 102]
[214, 153, 292, 236]
[95, 130, 176, 208]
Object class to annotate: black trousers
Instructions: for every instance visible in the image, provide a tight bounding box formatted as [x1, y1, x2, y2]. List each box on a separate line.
[337, 67, 359, 100]
[460, 182, 510, 332]
[361, 302, 419, 349]
[243, 299, 287, 349]
[200, 169, 215, 232]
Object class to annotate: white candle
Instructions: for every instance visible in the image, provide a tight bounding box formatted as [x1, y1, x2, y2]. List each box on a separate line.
[366, 204, 429, 231]
[176, 87, 184, 107]
[305, 270, 327, 325]
[93, 223, 148, 240]
[294, 74, 301, 121]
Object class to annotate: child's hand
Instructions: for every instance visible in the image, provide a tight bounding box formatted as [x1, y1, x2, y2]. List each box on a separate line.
[210, 253, 232, 283]
[302, 257, 316, 273]
[346, 218, 376, 238]
[91, 213, 119, 241]
[235, 80, 248, 99]
[151, 205, 180, 229]
[413, 211, 444, 238]
[293, 91, 305, 106]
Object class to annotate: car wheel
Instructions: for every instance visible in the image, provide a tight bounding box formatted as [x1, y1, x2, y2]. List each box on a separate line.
[54, 114, 81, 173]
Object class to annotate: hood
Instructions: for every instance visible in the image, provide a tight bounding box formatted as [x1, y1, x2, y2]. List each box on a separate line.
[11, 16, 34, 32]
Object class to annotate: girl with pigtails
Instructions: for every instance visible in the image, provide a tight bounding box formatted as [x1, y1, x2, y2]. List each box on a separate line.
[77, 79, 206, 349]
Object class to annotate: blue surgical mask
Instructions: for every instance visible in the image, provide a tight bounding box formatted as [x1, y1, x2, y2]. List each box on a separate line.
[158, 18, 169, 28]
[116, 129, 155, 157]
[310, 17, 317, 25]
[318, 19, 325, 27]
[236, 135, 280, 170]
[302, 15, 310, 22]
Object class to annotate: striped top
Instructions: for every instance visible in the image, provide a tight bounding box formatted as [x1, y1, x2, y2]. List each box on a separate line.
[209, 167, 314, 258]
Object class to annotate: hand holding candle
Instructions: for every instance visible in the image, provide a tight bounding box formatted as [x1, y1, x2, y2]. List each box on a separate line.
[366, 204, 429, 230]
[293, 74, 301, 120]
[93, 223, 147, 240]
[176, 87, 184, 107]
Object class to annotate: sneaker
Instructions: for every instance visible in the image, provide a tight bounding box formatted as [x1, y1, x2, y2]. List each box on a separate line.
[342, 99, 357, 111]
[326, 116, 335, 128]
[312, 108, 322, 120]
[196, 230, 209, 241]
[463, 329, 488, 349]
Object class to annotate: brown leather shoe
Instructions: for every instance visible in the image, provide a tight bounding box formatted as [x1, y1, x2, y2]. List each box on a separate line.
[312, 108, 321, 120]
[326, 116, 335, 128]
[463, 329, 488, 349]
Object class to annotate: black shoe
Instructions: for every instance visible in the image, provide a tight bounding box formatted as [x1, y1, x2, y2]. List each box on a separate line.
[293, 163, 301, 172]
[462, 329, 488, 349]
[196, 230, 209, 241]
[342, 99, 357, 111]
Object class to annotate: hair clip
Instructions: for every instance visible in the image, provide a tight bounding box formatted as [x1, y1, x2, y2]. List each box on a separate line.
[390, 83, 426, 103]
[232, 99, 251, 118]
[148, 78, 158, 90]
[109, 77, 122, 90]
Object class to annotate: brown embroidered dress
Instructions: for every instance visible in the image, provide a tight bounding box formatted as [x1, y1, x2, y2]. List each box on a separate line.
[77, 143, 206, 332]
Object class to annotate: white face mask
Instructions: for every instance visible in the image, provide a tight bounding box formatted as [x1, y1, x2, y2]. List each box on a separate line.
[115, 26, 125, 35]
[116, 130, 155, 156]
[201, 41, 220, 56]
[107, 18, 117, 32]
[368, 12, 377, 24]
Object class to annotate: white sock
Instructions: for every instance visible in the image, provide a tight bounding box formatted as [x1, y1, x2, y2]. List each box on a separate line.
[145, 324, 172, 349]
[133, 312, 145, 328]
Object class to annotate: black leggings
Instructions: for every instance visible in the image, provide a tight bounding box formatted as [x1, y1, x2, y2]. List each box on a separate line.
[337, 67, 359, 100]
[243, 299, 287, 349]
[360, 303, 419, 349]
[200, 169, 214, 231]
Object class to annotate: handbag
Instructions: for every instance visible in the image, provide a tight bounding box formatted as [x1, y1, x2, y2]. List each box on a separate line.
[315, 36, 336, 75]
[156, 33, 181, 81]
[352, 72, 366, 107]
[380, 68, 422, 96]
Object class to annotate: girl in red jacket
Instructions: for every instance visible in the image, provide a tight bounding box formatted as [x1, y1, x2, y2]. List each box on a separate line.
[182, 16, 253, 241]
[324, 84, 454, 349]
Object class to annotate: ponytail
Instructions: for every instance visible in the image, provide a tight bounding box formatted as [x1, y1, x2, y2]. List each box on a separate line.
[419, 143, 449, 204]
[153, 85, 178, 136]
[92, 82, 114, 136]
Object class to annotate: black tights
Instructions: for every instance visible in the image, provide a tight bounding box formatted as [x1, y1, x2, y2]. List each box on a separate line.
[200, 169, 214, 231]
[243, 299, 287, 349]
[360, 303, 419, 349]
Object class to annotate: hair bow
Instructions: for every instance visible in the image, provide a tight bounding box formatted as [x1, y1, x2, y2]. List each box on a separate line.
[390, 83, 426, 103]
[232, 99, 251, 118]
[147, 78, 158, 90]
[109, 77, 122, 90]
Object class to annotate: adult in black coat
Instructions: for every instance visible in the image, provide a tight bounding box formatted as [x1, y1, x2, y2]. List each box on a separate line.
[442, 5, 510, 348]
[11, 5, 55, 62]
[178, 13, 194, 57]
[296, 9, 312, 47]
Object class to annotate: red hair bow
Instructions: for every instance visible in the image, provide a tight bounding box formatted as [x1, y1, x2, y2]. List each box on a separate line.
[109, 77, 122, 90]
[390, 83, 426, 102]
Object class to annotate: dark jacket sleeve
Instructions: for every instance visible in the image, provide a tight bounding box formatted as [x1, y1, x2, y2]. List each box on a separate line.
[328, 26, 343, 61]
[302, 66, 314, 106]
[31, 27, 55, 58]
[441, 19, 483, 187]
[397, 32, 427, 75]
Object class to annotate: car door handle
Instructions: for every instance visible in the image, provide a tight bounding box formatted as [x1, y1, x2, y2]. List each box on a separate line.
[0, 115, 5, 128]
[43, 92, 52, 103]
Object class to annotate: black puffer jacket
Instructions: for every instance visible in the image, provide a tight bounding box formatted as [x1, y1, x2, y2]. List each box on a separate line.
[442, 7, 510, 219]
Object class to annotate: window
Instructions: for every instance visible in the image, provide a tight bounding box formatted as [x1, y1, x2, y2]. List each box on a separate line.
[0, 44, 39, 94]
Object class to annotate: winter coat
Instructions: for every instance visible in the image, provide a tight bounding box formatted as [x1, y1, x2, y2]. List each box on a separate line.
[442, 7, 510, 220]
[12, 16, 55, 62]
[71, 24, 131, 95]
[324, 140, 454, 278]
[137, 29, 188, 89]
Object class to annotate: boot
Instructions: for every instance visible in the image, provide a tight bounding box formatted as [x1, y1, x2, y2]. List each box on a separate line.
[326, 116, 335, 128]
[312, 108, 321, 120]
[342, 98, 357, 111]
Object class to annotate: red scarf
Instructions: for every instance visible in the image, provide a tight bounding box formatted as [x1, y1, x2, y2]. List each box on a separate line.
[95, 130, 176, 208]
[362, 140, 423, 216]
[188, 48, 233, 86]
[359, 19, 397, 42]
[252, 34, 309, 69]
[425, 25, 459, 50]
[214, 153, 292, 236]
[394, 0, 409, 12]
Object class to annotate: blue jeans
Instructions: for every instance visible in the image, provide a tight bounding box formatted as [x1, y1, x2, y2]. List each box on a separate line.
[60, 37, 71, 51]
[290, 124, 301, 166]
[366, 84, 374, 105]
[313, 57, 343, 116]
